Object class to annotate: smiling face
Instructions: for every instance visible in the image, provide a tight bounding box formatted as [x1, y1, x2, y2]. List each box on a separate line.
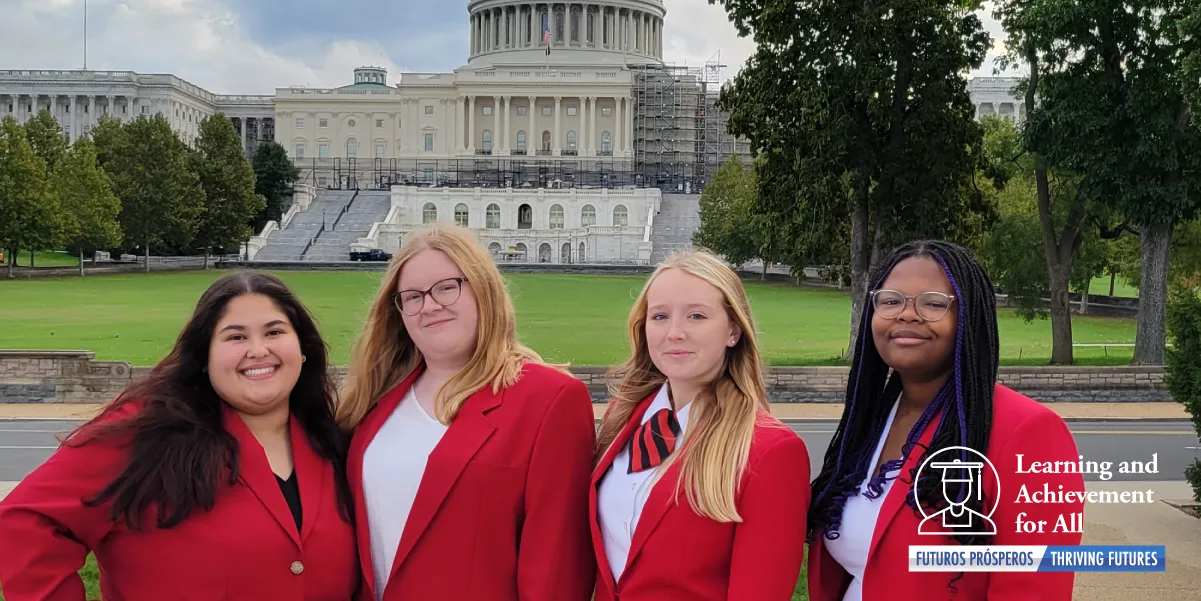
[644, 267, 741, 390]
[871, 256, 959, 381]
[395, 249, 480, 368]
[207, 293, 304, 417]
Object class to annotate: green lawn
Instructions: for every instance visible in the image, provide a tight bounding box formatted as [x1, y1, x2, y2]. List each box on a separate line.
[0, 270, 1138, 367]
[4, 250, 83, 268]
[1089, 274, 1138, 299]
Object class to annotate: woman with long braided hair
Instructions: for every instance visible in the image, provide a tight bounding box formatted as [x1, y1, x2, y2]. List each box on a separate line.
[806, 240, 1085, 601]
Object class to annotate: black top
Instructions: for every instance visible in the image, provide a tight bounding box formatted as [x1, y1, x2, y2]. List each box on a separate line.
[276, 471, 303, 531]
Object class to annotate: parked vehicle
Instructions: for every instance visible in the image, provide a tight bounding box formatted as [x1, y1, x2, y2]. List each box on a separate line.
[349, 249, 392, 262]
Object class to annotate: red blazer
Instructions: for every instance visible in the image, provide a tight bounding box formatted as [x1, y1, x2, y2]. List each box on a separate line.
[347, 362, 596, 601]
[808, 384, 1086, 601]
[0, 402, 358, 601]
[589, 392, 812, 601]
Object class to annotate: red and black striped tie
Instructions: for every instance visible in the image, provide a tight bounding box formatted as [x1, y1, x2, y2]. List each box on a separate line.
[628, 408, 681, 473]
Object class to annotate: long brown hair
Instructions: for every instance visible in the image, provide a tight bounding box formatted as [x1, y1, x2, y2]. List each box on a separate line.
[336, 222, 556, 429]
[596, 250, 772, 522]
[68, 271, 352, 530]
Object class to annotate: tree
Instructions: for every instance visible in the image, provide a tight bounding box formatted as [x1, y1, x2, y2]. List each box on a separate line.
[1165, 286, 1201, 501]
[53, 137, 123, 276]
[712, 0, 993, 358]
[693, 156, 764, 268]
[996, 0, 1201, 365]
[88, 115, 125, 172]
[0, 117, 53, 278]
[105, 114, 204, 272]
[251, 141, 300, 232]
[23, 110, 68, 174]
[192, 115, 263, 268]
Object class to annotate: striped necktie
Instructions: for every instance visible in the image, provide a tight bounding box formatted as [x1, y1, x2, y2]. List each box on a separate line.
[628, 408, 681, 473]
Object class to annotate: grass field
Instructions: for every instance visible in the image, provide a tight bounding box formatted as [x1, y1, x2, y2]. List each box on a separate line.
[0, 270, 1138, 366]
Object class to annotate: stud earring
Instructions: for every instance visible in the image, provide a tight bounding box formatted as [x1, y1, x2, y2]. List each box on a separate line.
[302, 355, 307, 363]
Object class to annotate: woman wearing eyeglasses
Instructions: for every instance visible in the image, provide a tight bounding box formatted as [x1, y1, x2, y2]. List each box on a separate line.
[335, 223, 596, 601]
[806, 240, 1085, 601]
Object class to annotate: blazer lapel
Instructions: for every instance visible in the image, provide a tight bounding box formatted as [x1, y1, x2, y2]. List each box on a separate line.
[224, 405, 302, 549]
[867, 408, 943, 564]
[289, 414, 327, 543]
[348, 365, 424, 601]
[589, 391, 657, 590]
[386, 382, 503, 583]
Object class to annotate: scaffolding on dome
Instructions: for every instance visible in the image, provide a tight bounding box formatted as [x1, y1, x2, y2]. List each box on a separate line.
[631, 52, 749, 194]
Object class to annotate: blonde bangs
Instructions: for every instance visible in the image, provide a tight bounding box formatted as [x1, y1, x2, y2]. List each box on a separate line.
[336, 222, 553, 430]
[597, 251, 769, 522]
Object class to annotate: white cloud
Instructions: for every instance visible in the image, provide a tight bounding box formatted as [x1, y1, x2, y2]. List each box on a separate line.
[0, 0, 405, 94]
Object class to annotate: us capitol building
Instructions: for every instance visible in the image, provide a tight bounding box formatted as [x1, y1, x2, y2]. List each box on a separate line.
[0, 0, 1022, 264]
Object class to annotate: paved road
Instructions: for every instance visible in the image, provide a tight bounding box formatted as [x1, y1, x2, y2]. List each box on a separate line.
[2, 419, 1196, 485]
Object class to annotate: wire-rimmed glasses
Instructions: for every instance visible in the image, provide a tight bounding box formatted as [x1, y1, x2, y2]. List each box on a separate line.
[870, 289, 956, 322]
[392, 277, 467, 316]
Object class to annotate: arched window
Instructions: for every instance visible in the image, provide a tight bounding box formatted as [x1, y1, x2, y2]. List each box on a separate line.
[454, 203, 469, 227]
[538, 243, 552, 263]
[516, 130, 527, 152]
[566, 131, 577, 151]
[482, 130, 492, 152]
[423, 203, 437, 224]
[601, 131, 612, 153]
[518, 204, 533, 229]
[346, 137, 357, 158]
[549, 204, 564, 229]
[570, 11, 579, 42]
[486, 203, 501, 229]
[578, 242, 586, 262]
[488, 242, 502, 255]
[541, 130, 551, 152]
[587, 12, 595, 44]
[581, 204, 596, 227]
[561, 242, 572, 263]
[555, 11, 565, 42]
[613, 204, 628, 227]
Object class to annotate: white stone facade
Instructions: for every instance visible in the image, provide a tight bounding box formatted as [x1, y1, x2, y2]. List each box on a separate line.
[967, 77, 1025, 121]
[360, 185, 659, 264]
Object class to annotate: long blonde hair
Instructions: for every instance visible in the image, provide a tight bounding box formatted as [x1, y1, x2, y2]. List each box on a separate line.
[336, 222, 549, 429]
[597, 250, 771, 522]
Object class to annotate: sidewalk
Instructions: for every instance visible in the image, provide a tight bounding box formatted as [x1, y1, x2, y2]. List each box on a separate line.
[0, 401, 1190, 421]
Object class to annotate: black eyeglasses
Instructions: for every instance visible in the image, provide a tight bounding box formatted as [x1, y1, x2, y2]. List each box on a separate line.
[870, 289, 956, 321]
[393, 278, 467, 316]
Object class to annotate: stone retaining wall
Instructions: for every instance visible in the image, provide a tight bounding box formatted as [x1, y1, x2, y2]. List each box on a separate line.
[0, 350, 1171, 405]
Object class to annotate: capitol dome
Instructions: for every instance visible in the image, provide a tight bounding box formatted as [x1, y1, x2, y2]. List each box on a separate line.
[466, 0, 666, 66]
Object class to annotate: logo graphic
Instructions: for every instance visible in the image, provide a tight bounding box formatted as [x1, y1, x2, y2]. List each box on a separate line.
[915, 446, 1000, 536]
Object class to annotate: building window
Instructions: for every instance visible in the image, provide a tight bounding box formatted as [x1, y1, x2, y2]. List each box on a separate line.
[518, 204, 533, 229]
[613, 205, 628, 227]
[295, 145, 305, 159]
[483, 106, 492, 116]
[375, 144, 385, 158]
[549, 204, 565, 229]
[423, 203, 437, 224]
[454, 203, 470, 227]
[601, 131, 611, 153]
[578, 241, 586, 262]
[486, 203, 500, 228]
[587, 13, 595, 43]
[424, 133, 434, 151]
[348, 119, 356, 127]
[482, 130, 492, 152]
[542, 130, 551, 152]
[518, 106, 528, 116]
[319, 118, 328, 127]
[567, 131, 577, 151]
[581, 204, 596, 227]
[346, 138, 357, 158]
[602, 107, 611, 117]
[376, 119, 384, 128]
[319, 143, 329, 158]
[568, 107, 577, 116]
[542, 107, 552, 116]
[517, 130, 526, 152]
[296, 118, 304, 128]
[425, 105, 434, 115]
[571, 12, 579, 42]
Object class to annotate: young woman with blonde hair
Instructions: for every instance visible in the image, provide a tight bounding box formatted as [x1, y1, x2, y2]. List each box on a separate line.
[590, 250, 811, 601]
[337, 222, 596, 601]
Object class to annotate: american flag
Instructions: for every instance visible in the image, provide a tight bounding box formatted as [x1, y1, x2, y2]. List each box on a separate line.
[544, 29, 551, 55]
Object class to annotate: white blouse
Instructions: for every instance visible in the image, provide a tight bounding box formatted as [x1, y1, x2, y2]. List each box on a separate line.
[824, 398, 901, 601]
[596, 384, 692, 581]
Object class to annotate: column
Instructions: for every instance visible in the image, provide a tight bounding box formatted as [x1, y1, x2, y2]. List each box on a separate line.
[579, 97, 587, 155]
[87, 96, 95, 132]
[450, 97, 459, 154]
[553, 96, 562, 154]
[589, 96, 597, 155]
[492, 95, 500, 152]
[528, 95, 536, 153]
[626, 96, 634, 153]
[67, 95, 76, 142]
[502, 95, 511, 151]
[240, 117, 247, 152]
[613, 96, 621, 153]
[468, 95, 476, 152]
[568, 3, 574, 46]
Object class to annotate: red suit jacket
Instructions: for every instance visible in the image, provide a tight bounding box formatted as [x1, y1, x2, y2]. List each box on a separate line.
[0, 402, 358, 601]
[347, 362, 596, 601]
[808, 384, 1086, 601]
[589, 391, 812, 601]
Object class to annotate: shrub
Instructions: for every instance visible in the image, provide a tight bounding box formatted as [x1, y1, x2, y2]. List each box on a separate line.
[1165, 285, 1201, 503]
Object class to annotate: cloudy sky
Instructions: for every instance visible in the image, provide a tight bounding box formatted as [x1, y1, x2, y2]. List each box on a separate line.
[1, 0, 1017, 95]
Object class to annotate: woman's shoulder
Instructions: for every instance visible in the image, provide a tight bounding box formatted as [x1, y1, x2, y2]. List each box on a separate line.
[989, 383, 1073, 447]
[517, 361, 589, 392]
[749, 410, 807, 454]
